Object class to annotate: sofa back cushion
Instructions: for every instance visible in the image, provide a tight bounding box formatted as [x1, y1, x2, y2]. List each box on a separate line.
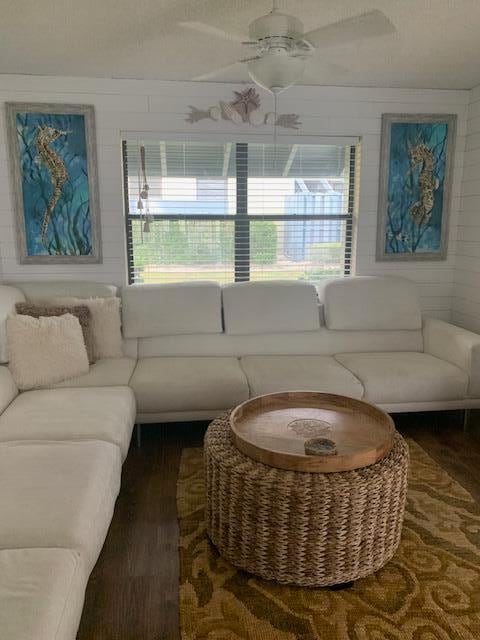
[320, 276, 422, 331]
[9, 281, 117, 302]
[0, 366, 18, 414]
[122, 282, 223, 339]
[222, 281, 320, 335]
[0, 286, 26, 364]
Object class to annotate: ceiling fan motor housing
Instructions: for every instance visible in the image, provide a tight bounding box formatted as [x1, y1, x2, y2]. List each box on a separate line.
[249, 11, 303, 42]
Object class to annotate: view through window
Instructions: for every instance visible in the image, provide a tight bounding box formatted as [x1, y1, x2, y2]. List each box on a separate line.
[123, 140, 357, 284]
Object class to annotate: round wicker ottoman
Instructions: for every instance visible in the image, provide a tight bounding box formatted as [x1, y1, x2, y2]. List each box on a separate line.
[204, 411, 409, 588]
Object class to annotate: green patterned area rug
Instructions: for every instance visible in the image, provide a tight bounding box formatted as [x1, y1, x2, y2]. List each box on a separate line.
[177, 441, 480, 640]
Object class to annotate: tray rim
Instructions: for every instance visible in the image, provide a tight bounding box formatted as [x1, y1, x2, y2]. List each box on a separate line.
[229, 391, 396, 474]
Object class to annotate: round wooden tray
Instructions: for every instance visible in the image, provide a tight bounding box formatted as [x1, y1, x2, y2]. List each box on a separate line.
[230, 392, 396, 473]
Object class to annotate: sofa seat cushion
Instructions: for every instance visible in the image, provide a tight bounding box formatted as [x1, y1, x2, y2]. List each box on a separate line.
[130, 357, 249, 414]
[50, 357, 136, 388]
[335, 352, 469, 404]
[0, 366, 18, 415]
[240, 355, 364, 399]
[0, 441, 121, 572]
[0, 386, 136, 461]
[0, 547, 86, 640]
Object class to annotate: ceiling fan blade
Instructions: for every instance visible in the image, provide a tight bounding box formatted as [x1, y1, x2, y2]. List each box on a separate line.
[302, 9, 395, 49]
[179, 21, 244, 44]
[240, 56, 262, 63]
[193, 62, 246, 81]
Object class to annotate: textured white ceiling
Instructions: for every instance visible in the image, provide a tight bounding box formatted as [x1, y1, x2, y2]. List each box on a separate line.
[2, 0, 480, 89]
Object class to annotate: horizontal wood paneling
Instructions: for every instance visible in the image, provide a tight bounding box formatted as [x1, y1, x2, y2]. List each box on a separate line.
[0, 75, 468, 315]
[453, 84, 480, 331]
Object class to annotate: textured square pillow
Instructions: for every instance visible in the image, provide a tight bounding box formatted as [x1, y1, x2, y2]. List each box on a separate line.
[15, 302, 95, 364]
[6, 314, 89, 391]
[41, 296, 123, 360]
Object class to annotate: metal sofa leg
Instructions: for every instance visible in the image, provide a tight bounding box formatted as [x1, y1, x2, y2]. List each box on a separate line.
[135, 424, 142, 447]
[463, 409, 471, 432]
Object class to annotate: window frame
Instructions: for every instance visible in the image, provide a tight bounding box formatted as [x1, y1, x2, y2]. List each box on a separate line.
[122, 138, 357, 285]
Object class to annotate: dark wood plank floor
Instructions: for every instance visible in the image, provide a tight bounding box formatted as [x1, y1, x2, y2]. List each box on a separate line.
[77, 410, 480, 640]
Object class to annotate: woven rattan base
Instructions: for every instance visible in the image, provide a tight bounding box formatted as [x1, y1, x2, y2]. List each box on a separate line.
[205, 411, 409, 587]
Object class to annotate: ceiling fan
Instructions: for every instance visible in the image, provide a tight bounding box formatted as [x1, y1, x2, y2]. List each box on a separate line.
[180, 2, 396, 93]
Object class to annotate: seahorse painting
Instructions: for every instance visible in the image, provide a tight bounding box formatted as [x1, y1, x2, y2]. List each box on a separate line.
[10, 105, 100, 261]
[35, 124, 70, 247]
[379, 116, 454, 259]
[407, 141, 439, 227]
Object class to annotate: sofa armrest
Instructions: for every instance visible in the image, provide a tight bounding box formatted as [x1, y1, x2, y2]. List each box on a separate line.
[423, 317, 480, 397]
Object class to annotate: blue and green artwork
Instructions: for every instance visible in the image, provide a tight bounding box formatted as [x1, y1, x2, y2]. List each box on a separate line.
[7, 104, 101, 262]
[377, 115, 456, 260]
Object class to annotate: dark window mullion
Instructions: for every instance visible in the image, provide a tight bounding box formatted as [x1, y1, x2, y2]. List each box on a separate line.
[128, 215, 348, 223]
[127, 213, 351, 222]
[235, 142, 249, 282]
[344, 145, 356, 276]
[122, 140, 135, 285]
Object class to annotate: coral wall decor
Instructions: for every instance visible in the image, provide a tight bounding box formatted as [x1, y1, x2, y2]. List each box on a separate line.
[186, 88, 301, 129]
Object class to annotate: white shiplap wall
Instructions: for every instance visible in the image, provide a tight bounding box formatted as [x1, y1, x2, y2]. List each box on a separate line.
[0, 75, 469, 320]
[453, 84, 480, 331]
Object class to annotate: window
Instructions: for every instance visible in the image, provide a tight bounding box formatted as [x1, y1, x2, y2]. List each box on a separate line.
[122, 140, 358, 284]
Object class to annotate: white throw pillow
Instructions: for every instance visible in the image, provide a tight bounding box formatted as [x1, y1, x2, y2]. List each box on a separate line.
[42, 297, 123, 360]
[6, 314, 89, 391]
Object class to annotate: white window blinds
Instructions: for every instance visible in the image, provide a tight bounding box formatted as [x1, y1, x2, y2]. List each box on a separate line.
[123, 140, 357, 284]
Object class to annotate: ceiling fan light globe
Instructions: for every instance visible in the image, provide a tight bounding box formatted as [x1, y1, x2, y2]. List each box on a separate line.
[247, 55, 305, 92]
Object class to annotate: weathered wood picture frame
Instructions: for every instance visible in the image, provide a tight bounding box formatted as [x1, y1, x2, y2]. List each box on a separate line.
[6, 102, 102, 264]
[376, 113, 456, 261]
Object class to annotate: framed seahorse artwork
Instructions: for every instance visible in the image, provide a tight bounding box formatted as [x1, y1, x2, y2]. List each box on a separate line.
[376, 113, 456, 261]
[5, 102, 102, 263]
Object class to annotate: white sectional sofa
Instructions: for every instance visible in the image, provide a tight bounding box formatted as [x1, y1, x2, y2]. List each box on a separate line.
[123, 276, 480, 419]
[1, 275, 480, 639]
[0, 282, 136, 640]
